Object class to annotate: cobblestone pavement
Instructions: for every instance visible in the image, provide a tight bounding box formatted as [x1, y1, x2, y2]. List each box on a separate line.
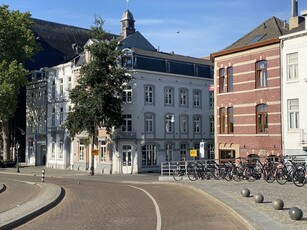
[1, 166, 307, 229]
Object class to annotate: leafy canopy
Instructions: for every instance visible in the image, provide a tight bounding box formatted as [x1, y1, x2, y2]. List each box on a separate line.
[0, 5, 40, 122]
[64, 17, 131, 138]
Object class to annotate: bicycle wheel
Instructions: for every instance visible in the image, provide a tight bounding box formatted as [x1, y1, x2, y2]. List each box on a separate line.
[187, 171, 198, 181]
[276, 168, 287, 185]
[263, 168, 275, 183]
[292, 169, 306, 187]
[173, 169, 183, 181]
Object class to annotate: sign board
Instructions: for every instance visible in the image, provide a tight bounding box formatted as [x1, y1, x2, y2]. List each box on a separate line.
[190, 149, 197, 157]
[200, 142, 205, 158]
[92, 150, 99, 155]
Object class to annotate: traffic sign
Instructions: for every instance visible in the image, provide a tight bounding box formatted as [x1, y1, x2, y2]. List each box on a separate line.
[190, 149, 197, 157]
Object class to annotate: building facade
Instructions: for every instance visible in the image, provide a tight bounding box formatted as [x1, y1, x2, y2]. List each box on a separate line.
[280, 10, 307, 158]
[112, 48, 214, 174]
[211, 17, 290, 161]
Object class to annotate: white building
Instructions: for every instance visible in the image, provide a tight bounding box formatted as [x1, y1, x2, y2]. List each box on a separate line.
[26, 9, 214, 174]
[280, 10, 307, 160]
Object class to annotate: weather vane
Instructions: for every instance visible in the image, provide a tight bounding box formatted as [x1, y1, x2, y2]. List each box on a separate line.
[126, 0, 129, 9]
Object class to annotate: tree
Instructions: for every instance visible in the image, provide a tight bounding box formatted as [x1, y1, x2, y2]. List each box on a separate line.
[0, 5, 40, 161]
[64, 17, 131, 174]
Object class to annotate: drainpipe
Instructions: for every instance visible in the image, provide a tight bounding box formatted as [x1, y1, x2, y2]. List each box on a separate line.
[279, 38, 285, 157]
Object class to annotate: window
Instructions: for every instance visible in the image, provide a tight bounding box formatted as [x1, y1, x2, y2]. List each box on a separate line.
[165, 143, 173, 161]
[227, 107, 234, 134]
[52, 80, 56, 99]
[100, 142, 107, 162]
[142, 145, 157, 166]
[193, 115, 201, 133]
[59, 107, 63, 125]
[59, 141, 63, 159]
[68, 77, 72, 91]
[220, 108, 226, 134]
[122, 114, 132, 132]
[219, 68, 226, 93]
[122, 85, 132, 103]
[79, 144, 85, 161]
[287, 53, 298, 81]
[180, 144, 187, 161]
[165, 114, 174, 133]
[256, 104, 268, 133]
[166, 61, 171, 72]
[145, 85, 154, 104]
[193, 90, 201, 107]
[145, 113, 154, 133]
[180, 115, 188, 134]
[210, 116, 214, 134]
[209, 91, 214, 108]
[179, 89, 188, 106]
[59, 78, 63, 97]
[256, 60, 268, 88]
[123, 145, 132, 166]
[122, 49, 133, 68]
[227, 67, 233, 92]
[165, 87, 173, 105]
[288, 99, 299, 129]
[51, 141, 55, 159]
[52, 106, 56, 126]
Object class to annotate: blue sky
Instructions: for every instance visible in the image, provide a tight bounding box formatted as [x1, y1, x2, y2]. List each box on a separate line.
[2, 0, 307, 58]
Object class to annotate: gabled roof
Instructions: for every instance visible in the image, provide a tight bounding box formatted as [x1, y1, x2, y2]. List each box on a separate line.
[119, 31, 156, 52]
[225, 17, 290, 50]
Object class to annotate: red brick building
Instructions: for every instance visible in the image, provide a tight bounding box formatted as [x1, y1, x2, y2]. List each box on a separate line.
[211, 17, 291, 161]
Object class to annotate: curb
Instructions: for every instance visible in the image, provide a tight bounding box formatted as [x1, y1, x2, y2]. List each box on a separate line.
[0, 184, 6, 193]
[0, 182, 64, 230]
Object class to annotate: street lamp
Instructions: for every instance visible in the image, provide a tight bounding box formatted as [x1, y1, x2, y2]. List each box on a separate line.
[16, 141, 20, 173]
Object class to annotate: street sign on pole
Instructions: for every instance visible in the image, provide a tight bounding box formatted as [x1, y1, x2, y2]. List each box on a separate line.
[190, 149, 197, 157]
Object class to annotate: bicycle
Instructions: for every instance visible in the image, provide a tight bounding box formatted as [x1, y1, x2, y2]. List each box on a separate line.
[173, 162, 187, 181]
[292, 163, 306, 187]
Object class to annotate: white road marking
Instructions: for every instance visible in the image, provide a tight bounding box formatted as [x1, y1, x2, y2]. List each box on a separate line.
[130, 185, 162, 230]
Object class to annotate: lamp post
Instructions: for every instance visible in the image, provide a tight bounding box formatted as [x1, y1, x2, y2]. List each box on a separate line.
[16, 141, 20, 173]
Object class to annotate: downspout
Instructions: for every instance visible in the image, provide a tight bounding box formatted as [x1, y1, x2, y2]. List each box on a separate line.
[279, 38, 285, 157]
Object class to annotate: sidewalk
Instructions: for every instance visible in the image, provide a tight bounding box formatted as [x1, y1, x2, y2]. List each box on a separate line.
[1, 166, 306, 230]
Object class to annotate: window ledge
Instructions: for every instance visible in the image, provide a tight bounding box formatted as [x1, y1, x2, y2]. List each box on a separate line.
[255, 134, 269, 136]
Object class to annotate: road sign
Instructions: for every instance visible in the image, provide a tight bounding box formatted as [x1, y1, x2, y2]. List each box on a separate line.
[190, 149, 197, 157]
[92, 150, 99, 155]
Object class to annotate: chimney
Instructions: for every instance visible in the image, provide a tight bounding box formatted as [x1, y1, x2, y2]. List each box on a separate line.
[291, 0, 298, 17]
[301, 9, 307, 30]
[289, 0, 303, 30]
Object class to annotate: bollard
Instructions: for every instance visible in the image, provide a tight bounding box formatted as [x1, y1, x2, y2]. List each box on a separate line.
[254, 193, 264, 203]
[289, 207, 303, 220]
[42, 169, 45, 182]
[241, 188, 250, 197]
[272, 199, 284, 210]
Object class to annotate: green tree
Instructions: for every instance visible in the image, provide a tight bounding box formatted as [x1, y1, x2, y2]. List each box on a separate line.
[0, 5, 39, 161]
[64, 17, 131, 174]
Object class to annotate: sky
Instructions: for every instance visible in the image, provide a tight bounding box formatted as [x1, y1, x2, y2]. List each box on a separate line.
[2, 0, 307, 58]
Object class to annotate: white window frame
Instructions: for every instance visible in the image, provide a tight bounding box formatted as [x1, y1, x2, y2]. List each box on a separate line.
[123, 85, 132, 103]
[145, 113, 154, 133]
[193, 90, 201, 107]
[164, 87, 173, 106]
[193, 115, 201, 133]
[287, 53, 298, 81]
[145, 85, 154, 104]
[288, 99, 299, 129]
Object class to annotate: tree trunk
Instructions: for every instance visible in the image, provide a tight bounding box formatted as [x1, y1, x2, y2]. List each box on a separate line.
[1, 120, 10, 161]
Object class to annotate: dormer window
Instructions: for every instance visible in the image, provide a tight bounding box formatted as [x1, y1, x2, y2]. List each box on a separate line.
[121, 49, 133, 69]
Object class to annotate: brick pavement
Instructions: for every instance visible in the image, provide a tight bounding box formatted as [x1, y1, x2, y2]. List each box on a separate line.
[1, 166, 307, 229]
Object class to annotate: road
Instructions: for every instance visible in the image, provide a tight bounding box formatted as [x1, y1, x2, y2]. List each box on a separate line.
[3, 174, 247, 230]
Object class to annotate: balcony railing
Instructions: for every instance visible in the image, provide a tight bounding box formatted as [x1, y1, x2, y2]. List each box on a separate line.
[114, 131, 136, 139]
